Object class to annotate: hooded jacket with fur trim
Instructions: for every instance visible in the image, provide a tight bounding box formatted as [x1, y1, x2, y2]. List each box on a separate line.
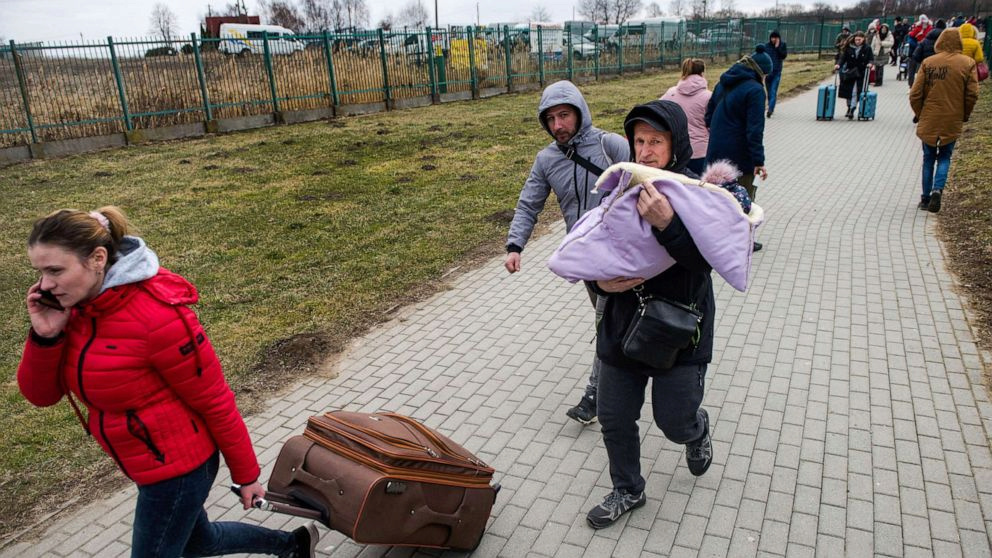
[18, 237, 260, 486]
[506, 80, 630, 253]
[910, 28, 979, 147]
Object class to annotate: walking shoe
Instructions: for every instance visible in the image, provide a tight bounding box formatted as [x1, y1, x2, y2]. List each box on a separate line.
[918, 199, 930, 210]
[685, 409, 712, 476]
[928, 190, 942, 213]
[566, 394, 597, 425]
[846, 107, 855, 119]
[286, 522, 319, 558]
[766, 110, 773, 118]
[753, 241, 763, 252]
[586, 489, 646, 529]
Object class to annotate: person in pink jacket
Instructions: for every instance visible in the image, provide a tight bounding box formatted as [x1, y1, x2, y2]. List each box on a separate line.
[661, 58, 712, 176]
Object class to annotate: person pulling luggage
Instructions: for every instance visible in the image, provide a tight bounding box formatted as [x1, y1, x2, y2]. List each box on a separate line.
[16, 207, 319, 558]
[835, 31, 874, 119]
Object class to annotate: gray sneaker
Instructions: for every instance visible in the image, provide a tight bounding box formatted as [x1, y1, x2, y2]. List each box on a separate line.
[586, 489, 646, 529]
[566, 394, 597, 425]
[685, 409, 712, 476]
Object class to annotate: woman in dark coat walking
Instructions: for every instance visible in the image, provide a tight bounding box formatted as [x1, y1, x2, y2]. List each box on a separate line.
[834, 31, 874, 119]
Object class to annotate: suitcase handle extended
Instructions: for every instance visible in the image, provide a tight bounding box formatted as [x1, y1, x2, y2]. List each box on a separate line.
[230, 485, 327, 523]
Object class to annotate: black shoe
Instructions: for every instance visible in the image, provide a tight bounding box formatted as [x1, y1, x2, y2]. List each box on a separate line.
[918, 200, 930, 210]
[685, 409, 712, 476]
[928, 190, 942, 213]
[566, 394, 597, 425]
[285, 523, 319, 558]
[586, 489, 646, 529]
[846, 107, 854, 119]
[752, 241, 763, 252]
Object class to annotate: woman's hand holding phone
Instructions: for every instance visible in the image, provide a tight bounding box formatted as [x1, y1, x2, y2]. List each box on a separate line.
[27, 282, 69, 338]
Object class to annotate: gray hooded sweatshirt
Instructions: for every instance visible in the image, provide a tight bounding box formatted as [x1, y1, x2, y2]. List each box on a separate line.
[99, 236, 160, 294]
[506, 81, 630, 252]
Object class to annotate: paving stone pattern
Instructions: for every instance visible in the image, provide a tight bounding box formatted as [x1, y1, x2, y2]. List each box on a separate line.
[4, 75, 992, 558]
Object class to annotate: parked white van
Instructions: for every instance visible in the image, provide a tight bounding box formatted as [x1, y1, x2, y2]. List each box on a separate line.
[218, 23, 304, 55]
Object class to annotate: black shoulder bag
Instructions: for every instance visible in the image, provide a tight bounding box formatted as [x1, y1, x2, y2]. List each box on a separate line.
[621, 285, 703, 371]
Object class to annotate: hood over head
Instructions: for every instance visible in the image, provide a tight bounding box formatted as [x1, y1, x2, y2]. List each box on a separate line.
[100, 236, 159, 294]
[769, 30, 781, 40]
[919, 14, 929, 24]
[934, 27, 963, 53]
[959, 22, 977, 39]
[622, 100, 693, 174]
[925, 27, 944, 41]
[537, 80, 592, 143]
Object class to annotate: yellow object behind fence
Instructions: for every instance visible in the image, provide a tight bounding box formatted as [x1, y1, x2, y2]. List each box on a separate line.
[448, 38, 488, 70]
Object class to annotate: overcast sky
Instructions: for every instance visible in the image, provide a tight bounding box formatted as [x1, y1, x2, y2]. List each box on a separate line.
[0, 0, 859, 43]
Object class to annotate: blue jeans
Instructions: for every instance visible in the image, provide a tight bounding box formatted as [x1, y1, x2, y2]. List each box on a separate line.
[132, 452, 295, 557]
[597, 360, 707, 494]
[921, 141, 955, 201]
[765, 73, 782, 112]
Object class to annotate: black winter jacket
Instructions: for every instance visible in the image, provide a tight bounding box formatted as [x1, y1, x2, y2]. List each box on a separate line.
[590, 100, 716, 371]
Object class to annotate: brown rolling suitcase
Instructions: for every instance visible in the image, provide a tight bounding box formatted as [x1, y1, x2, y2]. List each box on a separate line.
[262, 410, 499, 551]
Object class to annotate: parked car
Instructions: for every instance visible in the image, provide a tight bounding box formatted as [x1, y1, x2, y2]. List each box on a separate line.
[218, 23, 305, 55]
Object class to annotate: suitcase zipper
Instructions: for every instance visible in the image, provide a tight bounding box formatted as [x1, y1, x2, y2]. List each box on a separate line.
[312, 414, 492, 472]
[303, 428, 493, 488]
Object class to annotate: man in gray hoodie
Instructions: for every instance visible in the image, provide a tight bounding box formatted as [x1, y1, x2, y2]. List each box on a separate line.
[505, 80, 630, 425]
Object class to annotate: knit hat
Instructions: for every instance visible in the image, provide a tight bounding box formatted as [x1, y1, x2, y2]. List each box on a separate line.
[935, 19, 946, 29]
[751, 44, 773, 76]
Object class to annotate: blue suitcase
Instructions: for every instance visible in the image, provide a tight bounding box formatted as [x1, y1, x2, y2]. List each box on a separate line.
[858, 77, 877, 120]
[816, 76, 836, 120]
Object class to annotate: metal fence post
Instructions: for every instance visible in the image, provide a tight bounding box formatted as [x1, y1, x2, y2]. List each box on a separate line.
[322, 31, 339, 106]
[739, 20, 746, 58]
[567, 31, 574, 81]
[594, 25, 600, 79]
[262, 34, 279, 113]
[618, 32, 624, 75]
[985, 17, 992, 62]
[818, 17, 825, 58]
[10, 40, 37, 144]
[107, 37, 132, 131]
[678, 21, 684, 65]
[190, 33, 213, 122]
[538, 25, 545, 86]
[427, 28, 438, 99]
[504, 26, 512, 92]
[378, 28, 391, 107]
[640, 27, 645, 72]
[467, 26, 478, 98]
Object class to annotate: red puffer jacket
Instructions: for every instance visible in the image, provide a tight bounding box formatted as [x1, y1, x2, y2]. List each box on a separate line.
[17, 269, 260, 486]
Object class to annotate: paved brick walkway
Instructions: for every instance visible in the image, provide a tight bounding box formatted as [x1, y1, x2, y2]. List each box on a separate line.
[4, 75, 992, 558]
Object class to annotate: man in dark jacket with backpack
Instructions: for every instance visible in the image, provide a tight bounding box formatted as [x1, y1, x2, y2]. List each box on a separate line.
[705, 46, 770, 250]
[505, 80, 630, 426]
[910, 19, 945, 86]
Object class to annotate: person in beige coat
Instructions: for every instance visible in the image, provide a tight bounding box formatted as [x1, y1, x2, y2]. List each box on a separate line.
[909, 28, 979, 213]
[870, 23, 895, 85]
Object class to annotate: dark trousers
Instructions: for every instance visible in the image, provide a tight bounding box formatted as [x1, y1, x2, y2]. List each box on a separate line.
[598, 360, 707, 493]
[739, 173, 756, 201]
[132, 452, 294, 557]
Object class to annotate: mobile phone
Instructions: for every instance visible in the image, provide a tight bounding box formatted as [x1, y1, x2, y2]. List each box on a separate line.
[37, 289, 65, 311]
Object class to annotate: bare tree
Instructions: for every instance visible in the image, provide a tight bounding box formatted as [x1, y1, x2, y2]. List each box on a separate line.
[714, 0, 738, 16]
[378, 13, 395, 30]
[396, 0, 430, 28]
[531, 5, 552, 21]
[149, 3, 179, 41]
[668, 0, 686, 15]
[301, 0, 336, 31]
[259, 0, 306, 31]
[690, 0, 706, 18]
[810, 2, 837, 16]
[577, 0, 643, 24]
[342, 0, 370, 29]
[645, 2, 665, 16]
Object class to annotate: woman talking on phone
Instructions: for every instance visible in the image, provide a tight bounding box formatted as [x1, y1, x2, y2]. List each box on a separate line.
[17, 207, 317, 558]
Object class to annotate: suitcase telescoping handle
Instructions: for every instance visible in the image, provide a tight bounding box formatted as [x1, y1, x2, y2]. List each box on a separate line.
[230, 485, 324, 521]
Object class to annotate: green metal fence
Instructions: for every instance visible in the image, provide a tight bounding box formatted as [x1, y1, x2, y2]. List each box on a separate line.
[1, 17, 868, 148]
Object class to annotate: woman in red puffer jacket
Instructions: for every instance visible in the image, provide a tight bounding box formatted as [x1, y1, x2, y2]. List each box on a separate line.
[18, 207, 317, 558]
